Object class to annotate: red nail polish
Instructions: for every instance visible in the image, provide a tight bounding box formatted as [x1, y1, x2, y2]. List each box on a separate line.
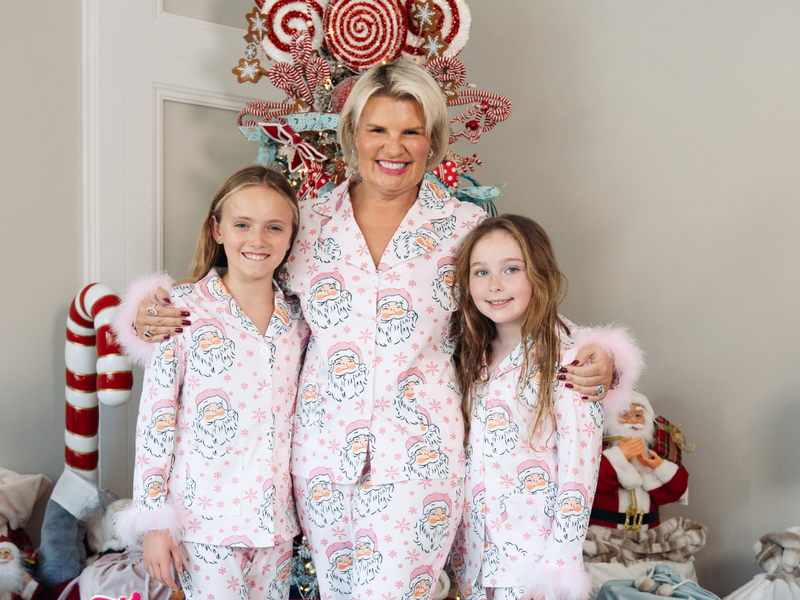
[175, 328, 183, 333]
[182, 320, 191, 326]
[581, 395, 589, 400]
[565, 383, 573, 388]
[557, 375, 566, 381]
[180, 311, 191, 317]
[571, 360, 580, 366]
[163, 298, 172, 304]
[559, 367, 567, 373]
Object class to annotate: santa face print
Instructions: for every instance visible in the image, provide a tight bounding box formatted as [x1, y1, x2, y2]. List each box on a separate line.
[469, 231, 533, 336]
[154, 340, 178, 387]
[376, 292, 418, 346]
[210, 185, 294, 289]
[353, 95, 431, 203]
[552, 490, 589, 543]
[308, 276, 353, 329]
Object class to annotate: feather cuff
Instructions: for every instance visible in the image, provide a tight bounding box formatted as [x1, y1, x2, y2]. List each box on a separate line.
[573, 324, 644, 416]
[113, 501, 185, 548]
[112, 272, 175, 366]
[523, 565, 593, 600]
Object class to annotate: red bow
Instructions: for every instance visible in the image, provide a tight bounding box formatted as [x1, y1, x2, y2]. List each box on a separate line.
[298, 162, 331, 202]
[260, 122, 326, 172]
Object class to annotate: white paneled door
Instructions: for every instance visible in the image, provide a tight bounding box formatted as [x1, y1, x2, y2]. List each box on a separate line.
[82, 0, 275, 493]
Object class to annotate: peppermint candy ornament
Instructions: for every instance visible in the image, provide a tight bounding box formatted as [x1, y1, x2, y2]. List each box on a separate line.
[402, 0, 471, 60]
[260, 0, 327, 63]
[323, 0, 408, 72]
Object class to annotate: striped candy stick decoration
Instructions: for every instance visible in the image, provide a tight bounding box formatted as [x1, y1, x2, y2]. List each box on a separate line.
[65, 283, 134, 483]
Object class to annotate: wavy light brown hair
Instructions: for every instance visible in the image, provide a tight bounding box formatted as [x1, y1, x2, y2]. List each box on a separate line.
[188, 165, 299, 283]
[453, 214, 570, 445]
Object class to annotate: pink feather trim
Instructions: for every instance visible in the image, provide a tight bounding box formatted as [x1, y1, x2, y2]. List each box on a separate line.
[573, 324, 644, 416]
[111, 272, 175, 366]
[113, 501, 185, 548]
[523, 565, 593, 600]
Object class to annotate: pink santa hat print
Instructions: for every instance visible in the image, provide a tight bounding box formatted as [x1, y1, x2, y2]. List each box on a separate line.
[517, 459, 552, 483]
[421, 492, 451, 515]
[327, 342, 362, 365]
[377, 288, 413, 311]
[398, 367, 426, 388]
[150, 399, 176, 420]
[194, 388, 231, 415]
[190, 318, 226, 341]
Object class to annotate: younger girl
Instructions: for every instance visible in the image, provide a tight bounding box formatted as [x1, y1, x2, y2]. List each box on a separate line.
[451, 215, 607, 600]
[116, 166, 309, 600]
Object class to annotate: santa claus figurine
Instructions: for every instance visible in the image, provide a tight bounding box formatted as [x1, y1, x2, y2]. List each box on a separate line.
[590, 392, 689, 531]
[0, 538, 38, 600]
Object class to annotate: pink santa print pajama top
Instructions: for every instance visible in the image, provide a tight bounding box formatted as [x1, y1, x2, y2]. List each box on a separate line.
[118, 269, 309, 553]
[285, 173, 485, 486]
[452, 334, 604, 600]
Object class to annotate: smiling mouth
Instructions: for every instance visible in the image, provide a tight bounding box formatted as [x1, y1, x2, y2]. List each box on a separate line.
[377, 160, 408, 171]
[243, 252, 269, 261]
[487, 299, 512, 307]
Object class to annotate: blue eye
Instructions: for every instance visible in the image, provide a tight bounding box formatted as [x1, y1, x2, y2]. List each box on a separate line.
[507, 267, 519, 274]
[234, 223, 247, 228]
[474, 269, 488, 277]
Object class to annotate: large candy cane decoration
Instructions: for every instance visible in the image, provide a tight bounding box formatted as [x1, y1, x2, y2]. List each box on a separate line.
[65, 284, 134, 483]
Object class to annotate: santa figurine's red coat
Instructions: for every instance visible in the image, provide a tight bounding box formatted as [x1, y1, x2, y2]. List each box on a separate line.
[589, 392, 688, 531]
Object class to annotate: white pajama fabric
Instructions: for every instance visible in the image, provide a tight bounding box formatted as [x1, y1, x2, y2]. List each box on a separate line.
[452, 334, 604, 600]
[294, 467, 464, 600]
[178, 539, 294, 600]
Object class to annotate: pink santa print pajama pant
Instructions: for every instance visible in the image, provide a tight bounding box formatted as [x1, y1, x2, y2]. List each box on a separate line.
[294, 467, 464, 600]
[177, 539, 294, 600]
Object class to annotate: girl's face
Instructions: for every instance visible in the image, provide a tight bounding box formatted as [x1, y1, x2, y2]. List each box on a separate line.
[211, 186, 294, 287]
[469, 230, 533, 332]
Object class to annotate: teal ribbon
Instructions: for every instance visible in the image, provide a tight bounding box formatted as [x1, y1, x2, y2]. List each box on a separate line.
[284, 112, 340, 132]
[430, 173, 504, 217]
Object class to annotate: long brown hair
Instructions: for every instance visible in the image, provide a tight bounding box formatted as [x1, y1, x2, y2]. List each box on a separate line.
[187, 165, 299, 283]
[453, 214, 569, 445]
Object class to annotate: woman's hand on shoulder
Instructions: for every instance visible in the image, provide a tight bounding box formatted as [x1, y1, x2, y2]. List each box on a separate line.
[142, 530, 183, 590]
[559, 343, 614, 402]
[136, 287, 187, 343]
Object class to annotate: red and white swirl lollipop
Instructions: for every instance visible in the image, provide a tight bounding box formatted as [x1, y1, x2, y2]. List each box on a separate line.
[402, 0, 471, 59]
[323, 0, 408, 72]
[261, 0, 327, 64]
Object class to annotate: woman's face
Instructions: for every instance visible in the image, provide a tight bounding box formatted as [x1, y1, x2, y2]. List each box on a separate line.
[353, 94, 431, 201]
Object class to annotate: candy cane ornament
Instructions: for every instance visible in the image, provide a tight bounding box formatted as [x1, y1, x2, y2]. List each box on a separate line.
[65, 283, 134, 483]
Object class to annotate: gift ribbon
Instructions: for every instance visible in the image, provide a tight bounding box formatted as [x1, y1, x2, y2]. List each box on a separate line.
[259, 122, 327, 172]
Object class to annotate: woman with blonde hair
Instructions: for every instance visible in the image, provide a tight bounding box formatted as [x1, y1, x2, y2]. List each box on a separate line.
[119, 60, 638, 600]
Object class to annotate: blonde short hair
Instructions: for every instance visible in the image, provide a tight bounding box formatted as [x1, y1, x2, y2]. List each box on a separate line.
[337, 60, 449, 173]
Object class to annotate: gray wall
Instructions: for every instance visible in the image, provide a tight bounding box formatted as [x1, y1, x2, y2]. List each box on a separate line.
[2, 1, 799, 595]
[0, 1, 82, 541]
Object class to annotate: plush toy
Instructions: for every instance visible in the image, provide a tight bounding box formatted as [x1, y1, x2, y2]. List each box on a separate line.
[589, 392, 690, 532]
[0, 537, 38, 600]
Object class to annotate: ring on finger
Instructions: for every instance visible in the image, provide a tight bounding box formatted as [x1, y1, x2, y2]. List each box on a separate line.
[144, 325, 153, 339]
[146, 304, 158, 317]
[594, 384, 606, 397]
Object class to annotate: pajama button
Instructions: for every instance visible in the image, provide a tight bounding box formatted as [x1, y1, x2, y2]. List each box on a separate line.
[260, 347, 269, 355]
[261, 425, 271, 433]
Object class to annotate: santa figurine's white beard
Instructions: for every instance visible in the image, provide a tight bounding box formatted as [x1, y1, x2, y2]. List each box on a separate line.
[431, 276, 456, 312]
[394, 392, 419, 423]
[144, 425, 175, 457]
[414, 515, 449, 553]
[308, 291, 352, 328]
[190, 340, 236, 377]
[484, 422, 519, 457]
[339, 442, 370, 480]
[298, 395, 324, 427]
[140, 490, 166, 510]
[154, 356, 178, 388]
[553, 509, 589, 543]
[194, 410, 239, 458]
[327, 364, 369, 403]
[257, 492, 275, 533]
[0, 553, 24, 594]
[405, 453, 449, 479]
[484, 541, 501, 575]
[193, 543, 232, 564]
[354, 550, 382, 585]
[306, 489, 345, 528]
[328, 562, 353, 595]
[354, 483, 394, 517]
[605, 418, 655, 448]
[376, 312, 418, 346]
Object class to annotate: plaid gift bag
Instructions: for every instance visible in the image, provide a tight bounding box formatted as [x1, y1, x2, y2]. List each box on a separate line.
[653, 416, 694, 467]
